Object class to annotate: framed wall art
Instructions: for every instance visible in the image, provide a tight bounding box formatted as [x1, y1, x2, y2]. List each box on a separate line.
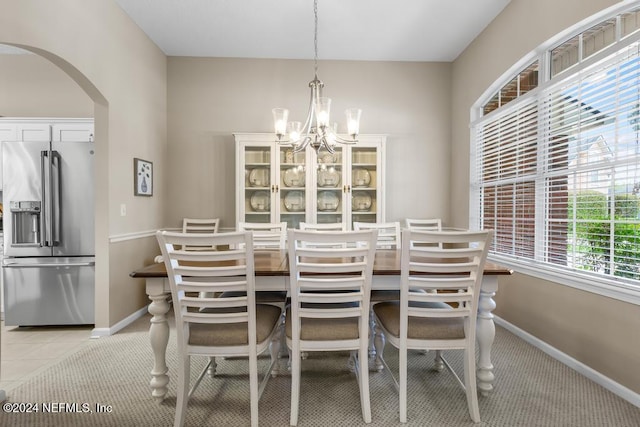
[134, 158, 153, 196]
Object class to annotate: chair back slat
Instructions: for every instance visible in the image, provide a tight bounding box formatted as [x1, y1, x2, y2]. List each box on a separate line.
[404, 218, 442, 231]
[405, 218, 443, 248]
[300, 222, 346, 231]
[182, 218, 220, 251]
[353, 221, 401, 249]
[183, 218, 220, 233]
[174, 264, 248, 277]
[299, 222, 348, 247]
[239, 222, 287, 249]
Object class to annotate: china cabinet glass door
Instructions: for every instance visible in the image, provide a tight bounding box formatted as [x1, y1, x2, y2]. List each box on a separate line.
[242, 144, 273, 224]
[350, 145, 380, 225]
[279, 146, 308, 229]
[315, 147, 344, 225]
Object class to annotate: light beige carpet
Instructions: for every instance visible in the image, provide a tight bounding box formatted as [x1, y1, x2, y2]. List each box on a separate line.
[1, 314, 638, 426]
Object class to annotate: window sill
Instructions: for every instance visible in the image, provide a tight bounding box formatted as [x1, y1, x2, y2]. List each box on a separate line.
[489, 255, 640, 306]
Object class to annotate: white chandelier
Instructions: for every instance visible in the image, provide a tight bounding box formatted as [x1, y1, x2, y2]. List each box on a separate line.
[272, 0, 361, 154]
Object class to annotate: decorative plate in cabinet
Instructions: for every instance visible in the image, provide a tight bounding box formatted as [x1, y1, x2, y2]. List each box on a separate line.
[317, 191, 340, 211]
[249, 168, 269, 187]
[250, 191, 270, 212]
[283, 167, 305, 187]
[352, 193, 372, 212]
[318, 167, 340, 187]
[284, 191, 305, 212]
[352, 168, 371, 187]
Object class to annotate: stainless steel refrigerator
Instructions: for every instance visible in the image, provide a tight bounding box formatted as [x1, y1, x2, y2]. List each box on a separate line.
[2, 134, 94, 326]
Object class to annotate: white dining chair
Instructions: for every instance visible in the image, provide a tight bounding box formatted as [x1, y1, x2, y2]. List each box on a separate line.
[183, 217, 220, 234]
[239, 221, 287, 250]
[353, 221, 401, 249]
[286, 229, 378, 426]
[405, 218, 443, 248]
[156, 230, 282, 427]
[299, 222, 346, 231]
[299, 222, 347, 248]
[224, 223, 288, 305]
[373, 229, 492, 423]
[404, 218, 442, 231]
[181, 217, 220, 250]
[353, 221, 402, 368]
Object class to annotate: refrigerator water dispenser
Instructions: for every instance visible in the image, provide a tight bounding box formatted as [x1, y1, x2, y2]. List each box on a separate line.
[10, 201, 41, 246]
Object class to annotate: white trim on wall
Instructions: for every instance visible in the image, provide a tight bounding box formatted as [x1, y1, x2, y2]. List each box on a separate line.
[91, 305, 149, 337]
[494, 316, 640, 408]
[490, 255, 640, 306]
[109, 230, 158, 243]
[109, 227, 241, 243]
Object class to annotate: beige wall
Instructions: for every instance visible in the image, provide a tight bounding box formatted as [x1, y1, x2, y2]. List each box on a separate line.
[2, 0, 639, 397]
[0, 0, 167, 328]
[0, 54, 93, 117]
[451, 0, 640, 394]
[167, 57, 452, 229]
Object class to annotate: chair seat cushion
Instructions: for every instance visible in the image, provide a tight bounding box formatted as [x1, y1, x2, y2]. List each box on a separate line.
[189, 304, 282, 346]
[285, 306, 360, 341]
[373, 301, 465, 340]
[220, 290, 288, 303]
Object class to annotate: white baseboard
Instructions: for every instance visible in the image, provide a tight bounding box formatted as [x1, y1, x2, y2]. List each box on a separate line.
[90, 305, 148, 338]
[494, 316, 640, 408]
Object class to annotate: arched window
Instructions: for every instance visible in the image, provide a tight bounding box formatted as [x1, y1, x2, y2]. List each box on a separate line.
[470, 3, 640, 302]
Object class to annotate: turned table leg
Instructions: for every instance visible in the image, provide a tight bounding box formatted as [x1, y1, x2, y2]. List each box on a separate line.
[147, 278, 171, 402]
[476, 275, 498, 396]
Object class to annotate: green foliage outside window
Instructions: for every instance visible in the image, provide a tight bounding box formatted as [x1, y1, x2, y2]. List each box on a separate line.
[568, 191, 640, 280]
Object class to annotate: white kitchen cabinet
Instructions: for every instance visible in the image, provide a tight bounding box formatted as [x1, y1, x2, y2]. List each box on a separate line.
[52, 122, 95, 142]
[235, 133, 385, 230]
[0, 118, 94, 190]
[0, 124, 18, 191]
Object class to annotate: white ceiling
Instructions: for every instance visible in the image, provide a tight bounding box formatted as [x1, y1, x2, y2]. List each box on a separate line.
[111, 0, 511, 62]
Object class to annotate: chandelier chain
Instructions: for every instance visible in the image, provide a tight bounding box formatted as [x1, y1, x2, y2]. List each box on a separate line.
[314, 0, 318, 78]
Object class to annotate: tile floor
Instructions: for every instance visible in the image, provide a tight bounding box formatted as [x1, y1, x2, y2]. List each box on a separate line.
[0, 320, 94, 393]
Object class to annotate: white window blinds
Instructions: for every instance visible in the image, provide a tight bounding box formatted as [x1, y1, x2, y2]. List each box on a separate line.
[473, 39, 640, 284]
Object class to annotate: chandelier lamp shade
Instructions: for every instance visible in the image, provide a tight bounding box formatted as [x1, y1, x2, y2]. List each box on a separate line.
[272, 0, 362, 154]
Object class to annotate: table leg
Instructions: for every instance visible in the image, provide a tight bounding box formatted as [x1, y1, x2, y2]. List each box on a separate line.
[476, 275, 498, 396]
[147, 279, 171, 402]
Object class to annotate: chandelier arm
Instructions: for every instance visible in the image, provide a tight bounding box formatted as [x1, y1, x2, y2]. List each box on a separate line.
[322, 138, 336, 154]
[333, 134, 358, 144]
[294, 136, 312, 153]
[301, 88, 316, 136]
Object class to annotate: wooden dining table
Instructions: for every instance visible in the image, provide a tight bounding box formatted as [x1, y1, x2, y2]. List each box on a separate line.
[130, 249, 511, 403]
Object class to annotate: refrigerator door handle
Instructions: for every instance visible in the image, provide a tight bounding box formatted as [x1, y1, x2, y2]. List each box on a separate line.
[3, 261, 95, 268]
[51, 150, 62, 246]
[41, 149, 51, 247]
[41, 149, 61, 248]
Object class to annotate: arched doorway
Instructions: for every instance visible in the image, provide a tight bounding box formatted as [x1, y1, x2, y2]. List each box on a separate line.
[0, 42, 109, 329]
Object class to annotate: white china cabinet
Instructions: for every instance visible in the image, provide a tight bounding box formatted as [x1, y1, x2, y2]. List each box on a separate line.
[235, 133, 386, 230]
